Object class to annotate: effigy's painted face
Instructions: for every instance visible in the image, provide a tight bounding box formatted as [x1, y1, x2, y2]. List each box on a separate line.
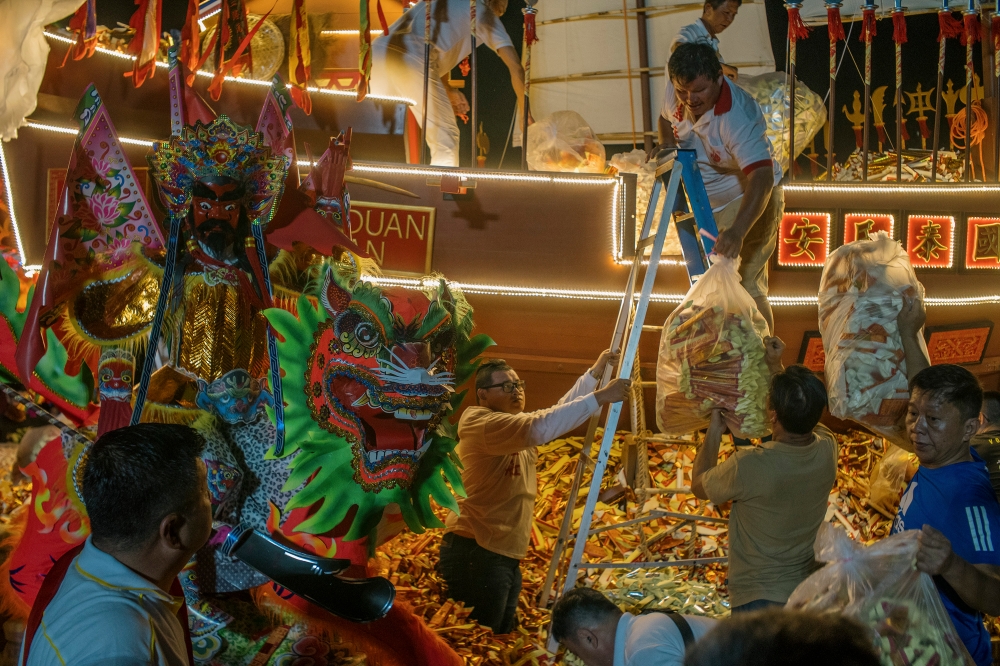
[196, 368, 274, 425]
[191, 178, 244, 254]
[97, 349, 135, 403]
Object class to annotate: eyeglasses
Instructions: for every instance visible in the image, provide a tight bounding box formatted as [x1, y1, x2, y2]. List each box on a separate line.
[481, 380, 526, 393]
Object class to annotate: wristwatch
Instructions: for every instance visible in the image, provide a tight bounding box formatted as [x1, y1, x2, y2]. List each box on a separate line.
[589, 368, 603, 381]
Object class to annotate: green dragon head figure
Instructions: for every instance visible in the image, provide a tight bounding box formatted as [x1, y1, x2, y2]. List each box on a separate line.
[264, 263, 493, 548]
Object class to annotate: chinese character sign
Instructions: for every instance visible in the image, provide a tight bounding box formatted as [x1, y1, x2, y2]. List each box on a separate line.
[906, 215, 954, 268]
[777, 212, 830, 267]
[844, 213, 894, 244]
[966, 217, 1000, 269]
[347, 202, 436, 275]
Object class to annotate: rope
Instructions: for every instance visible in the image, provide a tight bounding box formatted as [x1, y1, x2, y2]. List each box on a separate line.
[621, 0, 638, 149]
[950, 101, 988, 180]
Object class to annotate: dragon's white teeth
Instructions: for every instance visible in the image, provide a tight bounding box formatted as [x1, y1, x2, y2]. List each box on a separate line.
[366, 445, 432, 464]
[394, 408, 433, 421]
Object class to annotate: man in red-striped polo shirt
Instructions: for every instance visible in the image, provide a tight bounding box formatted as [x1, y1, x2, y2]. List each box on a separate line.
[653, 42, 784, 332]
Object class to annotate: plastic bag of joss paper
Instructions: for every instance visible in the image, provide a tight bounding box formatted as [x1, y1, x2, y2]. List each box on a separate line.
[787, 524, 974, 666]
[655, 256, 771, 440]
[819, 232, 929, 448]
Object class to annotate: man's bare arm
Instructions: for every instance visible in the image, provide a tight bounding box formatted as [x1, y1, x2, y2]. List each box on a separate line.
[691, 409, 725, 500]
[898, 295, 929, 381]
[496, 46, 530, 123]
[713, 167, 773, 259]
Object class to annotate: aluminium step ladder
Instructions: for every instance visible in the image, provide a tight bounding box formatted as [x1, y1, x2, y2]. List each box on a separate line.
[539, 150, 729, 614]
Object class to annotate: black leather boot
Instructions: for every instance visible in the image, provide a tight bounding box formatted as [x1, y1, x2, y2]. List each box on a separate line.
[221, 525, 395, 623]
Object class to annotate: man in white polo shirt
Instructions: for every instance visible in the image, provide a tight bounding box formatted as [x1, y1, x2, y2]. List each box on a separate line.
[669, 0, 742, 80]
[652, 42, 783, 332]
[22, 424, 213, 666]
[550, 588, 715, 666]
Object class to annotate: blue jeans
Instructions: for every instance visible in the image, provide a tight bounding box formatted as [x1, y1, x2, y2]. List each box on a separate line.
[731, 598, 785, 614]
[437, 533, 522, 633]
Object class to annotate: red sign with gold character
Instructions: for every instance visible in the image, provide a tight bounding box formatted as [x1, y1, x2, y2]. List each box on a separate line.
[843, 213, 894, 244]
[906, 215, 955, 268]
[777, 212, 830, 267]
[347, 202, 436, 275]
[966, 217, 1000, 269]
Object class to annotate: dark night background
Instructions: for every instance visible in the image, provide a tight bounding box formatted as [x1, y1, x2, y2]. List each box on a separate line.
[85, 1, 986, 171]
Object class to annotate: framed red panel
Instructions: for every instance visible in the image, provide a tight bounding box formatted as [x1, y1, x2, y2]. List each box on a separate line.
[924, 321, 994, 365]
[778, 212, 830, 267]
[906, 215, 955, 268]
[796, 331, 826, 373]
[966, 217, 1000, 269]
[843, 213, 894, 244]
[347, 201, 436, 275]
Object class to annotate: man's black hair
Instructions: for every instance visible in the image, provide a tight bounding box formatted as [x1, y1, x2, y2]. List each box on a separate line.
[668, 42, 723, 84]
[685, 608, 879, 666]
[910, 364, 984, 422]
[82, 424, 206, 552]
[551, 588, 622, 644]
[768, 365, 828, 435]
[706, 0, 742, 9]
[982, 391, 1000, 425]
[475, 359, 514, 390]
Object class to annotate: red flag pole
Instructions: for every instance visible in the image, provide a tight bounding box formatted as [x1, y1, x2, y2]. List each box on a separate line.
[521, 0, 538, 171]
[785, 2, 810, 180]
[826, 1, 845, 181]
[963, 2, 980, 182]
[860, 2, 877, 182]
[892, 3, 907, 181]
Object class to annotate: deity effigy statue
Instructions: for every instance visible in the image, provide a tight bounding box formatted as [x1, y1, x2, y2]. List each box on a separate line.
[0, 59, 490, 665]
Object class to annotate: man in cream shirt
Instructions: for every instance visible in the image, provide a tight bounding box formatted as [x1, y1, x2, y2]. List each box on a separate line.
[438, 354, 630, 633]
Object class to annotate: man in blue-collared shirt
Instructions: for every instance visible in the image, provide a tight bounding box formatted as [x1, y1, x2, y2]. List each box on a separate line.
[23, 424, 213, 666]
[891, 365, 1000, 666]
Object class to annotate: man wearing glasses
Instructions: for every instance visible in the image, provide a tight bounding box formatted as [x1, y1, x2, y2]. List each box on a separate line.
[439, 354, 632, 633]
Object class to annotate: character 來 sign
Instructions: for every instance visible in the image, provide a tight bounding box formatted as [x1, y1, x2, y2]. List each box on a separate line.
[348, 202, 436, 275]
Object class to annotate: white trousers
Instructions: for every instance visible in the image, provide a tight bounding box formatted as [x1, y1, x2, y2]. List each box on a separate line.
[371, 39, 460, 167]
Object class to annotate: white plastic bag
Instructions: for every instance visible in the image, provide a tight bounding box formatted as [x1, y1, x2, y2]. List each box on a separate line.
[526, 111, 606, 173]
[737, 72, 825, 173]
[655, 257, 771, 439]
[609, 149, 683, 258]
[787, 524, 973, 666]
[819, 232, 930, 447]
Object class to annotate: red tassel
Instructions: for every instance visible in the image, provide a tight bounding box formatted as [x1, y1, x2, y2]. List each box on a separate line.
[209, 3, 273, 100]
[290, 86, 313, 115]
[899, 118, 910, 141]
[892, 11, 907, 44]
[939, 11, 964, 41]
[459, 57, 470, 76]
[827, 6, 845, 42]
[787, 6, 811, 42]
[525, 12, 538, 46]
[376, 0, 389, 35]
[962, 12, 981, 46]
[861, 7, 877, 44]
[917, 116, 930, 139]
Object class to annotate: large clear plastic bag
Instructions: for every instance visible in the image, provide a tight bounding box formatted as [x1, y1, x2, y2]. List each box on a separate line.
[609, 149, 683, 258]
[819, 232, 930, 447]
[788, 524, 974, 666]
[526, 111, 606, 173]
[655, 257, 771, 439]
[737, 72, 825, 173]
